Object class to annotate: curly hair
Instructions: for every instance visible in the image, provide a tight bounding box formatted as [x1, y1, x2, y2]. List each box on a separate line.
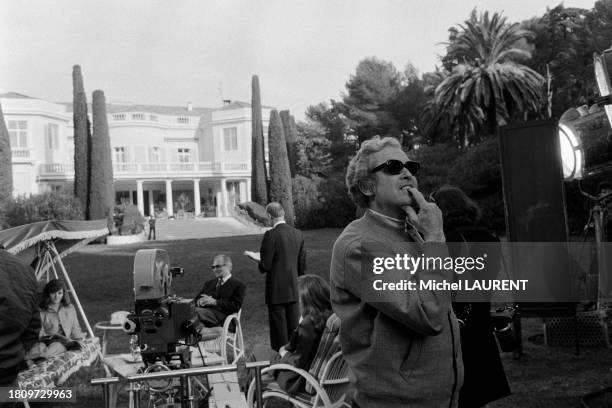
[346, 136, 403, 208]
[40, 279, 71, 309]
[432, 185, 482, 233]
[298, 274, 332, 331]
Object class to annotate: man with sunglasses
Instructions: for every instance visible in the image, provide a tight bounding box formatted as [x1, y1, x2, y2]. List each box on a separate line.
[193, 254, 246, 330]
[330, 137, 462, 408]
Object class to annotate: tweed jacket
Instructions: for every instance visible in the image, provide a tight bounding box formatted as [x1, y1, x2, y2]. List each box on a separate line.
[330, 210, 463, 408]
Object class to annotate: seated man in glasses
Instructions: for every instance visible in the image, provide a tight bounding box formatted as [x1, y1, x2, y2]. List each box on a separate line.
[330, 136, 463, 408]
[193, 254, 246, 330]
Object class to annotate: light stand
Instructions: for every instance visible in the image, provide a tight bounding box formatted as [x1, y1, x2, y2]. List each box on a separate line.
[579, 184, 612, 311]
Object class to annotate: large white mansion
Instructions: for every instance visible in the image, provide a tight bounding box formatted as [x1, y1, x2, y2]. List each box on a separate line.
[0, 92, 272, 218]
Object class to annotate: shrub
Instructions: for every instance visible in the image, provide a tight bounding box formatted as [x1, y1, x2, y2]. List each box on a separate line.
[292, 174, 356, 229]
[238, 201, 269, 225]
[410, 139, 505, 233]
[1, 190, 84, 228]
[113, 203, 145, 235]
[292, 175, 325, 229]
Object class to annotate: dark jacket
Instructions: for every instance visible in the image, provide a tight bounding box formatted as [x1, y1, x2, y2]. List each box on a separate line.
[259, 223, 306, 305]
[194, 276, 246, 315]
[330, 210, 463, 408]
[276, 313, 329, 394]
[447, 226, 511, 408]
[0, 250, 41, 385]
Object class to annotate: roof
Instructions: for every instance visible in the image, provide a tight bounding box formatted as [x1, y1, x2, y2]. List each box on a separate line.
[0, 92, 36, 99]
[2, 92, 275, 115]
[220, 100, 275, 110]
[61, 102, 213, 117]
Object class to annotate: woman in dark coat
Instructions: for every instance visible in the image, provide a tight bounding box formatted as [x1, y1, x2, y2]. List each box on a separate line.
[433, 185, 510, 408]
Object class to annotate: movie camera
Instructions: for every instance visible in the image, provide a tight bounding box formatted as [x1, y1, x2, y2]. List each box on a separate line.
[123, 249, 200, 368]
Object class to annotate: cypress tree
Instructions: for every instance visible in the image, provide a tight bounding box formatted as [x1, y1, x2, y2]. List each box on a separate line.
[89, 90, 114, 223]
[72, 65, 91, 218]
[0, 102, 13, 202]
[280, 110, 298, 177]
[268, 110, 295, 226]
[251, 75, 268, 205]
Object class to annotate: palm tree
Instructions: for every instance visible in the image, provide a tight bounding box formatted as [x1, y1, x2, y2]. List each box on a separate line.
[434, 10, 544, 146]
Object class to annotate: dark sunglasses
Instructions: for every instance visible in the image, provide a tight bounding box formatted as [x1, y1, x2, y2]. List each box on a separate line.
[371, 160, 420, 176]
[211, 264, 225, 269]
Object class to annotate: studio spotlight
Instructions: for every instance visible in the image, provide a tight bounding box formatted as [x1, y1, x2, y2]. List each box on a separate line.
[594, 47, 612, 127]
[558, 106, 612, 181]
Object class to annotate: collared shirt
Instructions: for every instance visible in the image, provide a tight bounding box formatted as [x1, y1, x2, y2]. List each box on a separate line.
[272, 220, 286, 228]
[220, 273, 232, 285]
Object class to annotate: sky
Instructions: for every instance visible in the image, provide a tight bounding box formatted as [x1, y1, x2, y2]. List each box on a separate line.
[0, 0, 599, 120]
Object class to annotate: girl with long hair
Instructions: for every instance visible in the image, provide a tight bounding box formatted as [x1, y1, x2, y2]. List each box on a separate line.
[26, 279, 85, 362]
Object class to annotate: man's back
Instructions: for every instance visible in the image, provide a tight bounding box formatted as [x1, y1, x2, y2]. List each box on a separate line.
[259, 223, 305, 304]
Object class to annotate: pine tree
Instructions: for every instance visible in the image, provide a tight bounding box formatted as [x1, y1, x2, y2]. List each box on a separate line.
[89, 90, 115, 223]
[0, 102, 13, 202]
[251, 75, 268, 205]
[268, 110, 295, 225]
[72, 65, 91, 218]
[280, 110, 298, 177]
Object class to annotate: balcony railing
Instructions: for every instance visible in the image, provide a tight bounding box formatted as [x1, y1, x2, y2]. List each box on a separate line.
[112, 161, 250, 176]
[39, 163, 74, 177]
[37, 161, 251, 180]
[11, 149, 30, 159]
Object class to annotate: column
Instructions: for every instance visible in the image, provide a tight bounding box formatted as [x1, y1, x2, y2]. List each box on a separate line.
[246, 178, 251, 202]
[136, 180, 144, 216]
[165, 180, 174, 217]
[148, 190, 154, 216]
[193, 179, 201, 216]
[239, 180, 247, 203]
[220, 179, 228, 217]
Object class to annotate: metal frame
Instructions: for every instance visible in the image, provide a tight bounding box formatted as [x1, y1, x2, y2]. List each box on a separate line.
[92, 361, 269, 408]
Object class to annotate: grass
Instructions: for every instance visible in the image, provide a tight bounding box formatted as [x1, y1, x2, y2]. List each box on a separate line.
[34, 229, 612, 407]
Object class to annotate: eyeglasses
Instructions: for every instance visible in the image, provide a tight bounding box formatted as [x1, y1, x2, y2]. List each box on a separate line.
[211, 264, 225, 269]
[371, 160, 420, 176]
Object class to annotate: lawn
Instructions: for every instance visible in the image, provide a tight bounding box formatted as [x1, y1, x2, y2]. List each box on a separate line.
[36, 229, 612, 407]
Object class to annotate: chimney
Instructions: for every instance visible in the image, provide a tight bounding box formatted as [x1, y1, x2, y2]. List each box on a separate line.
[187, 102, 193, 112]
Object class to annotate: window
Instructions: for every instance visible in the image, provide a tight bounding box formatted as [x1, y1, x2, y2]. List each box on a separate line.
[149, 146, 161, 163]
[177, 148, 190, 163]
[177, 117, 189, 124]
[150, 115, 158, 122]
[132, 113, 145, 120]
[46, 124, 59, 150]
[223, 127, 238, 151]
[114, 147, 126, 163]
[8, 120, 27, 148]
[113, 114, 126, 121]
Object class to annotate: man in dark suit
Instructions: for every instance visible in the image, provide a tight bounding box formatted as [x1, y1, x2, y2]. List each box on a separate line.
[258, 202, 306, 351]
[194, 254, 246, 328]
